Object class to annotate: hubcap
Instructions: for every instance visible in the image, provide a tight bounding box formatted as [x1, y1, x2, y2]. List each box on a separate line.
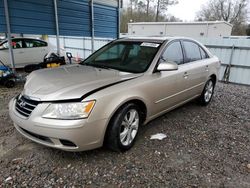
[204, 80, 214, 102]
[120, 109, 139, 146]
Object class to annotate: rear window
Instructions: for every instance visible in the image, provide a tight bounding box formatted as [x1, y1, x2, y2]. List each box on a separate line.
[24, 39, 47, 48]
[183, 41, 202, 62]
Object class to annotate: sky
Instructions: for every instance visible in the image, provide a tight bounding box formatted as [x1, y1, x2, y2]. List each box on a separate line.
[167, 0, 208, 21]
[123, 0, 209, 21]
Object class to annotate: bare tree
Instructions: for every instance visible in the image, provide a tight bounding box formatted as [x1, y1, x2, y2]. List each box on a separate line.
[246, 24, 250, 36]
[137, 1, 146, 13]
[196, 0, 248, 35]
[146, 0, 153, 17]
[120, 0, 180, 33]
[155, 0, 178, 22]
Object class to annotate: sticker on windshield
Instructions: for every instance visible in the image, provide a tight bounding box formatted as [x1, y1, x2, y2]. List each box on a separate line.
[140, 42, 160, 48]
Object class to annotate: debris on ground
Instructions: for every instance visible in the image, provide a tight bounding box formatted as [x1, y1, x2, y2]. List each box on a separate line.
[150, 133, 167, 140]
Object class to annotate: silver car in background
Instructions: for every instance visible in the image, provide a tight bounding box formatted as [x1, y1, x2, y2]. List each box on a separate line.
[9, 37, 220, 152]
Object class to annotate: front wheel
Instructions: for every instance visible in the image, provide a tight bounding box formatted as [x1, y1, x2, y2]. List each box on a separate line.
[105, 103, 141, 152]
[199, 79, 215, 106]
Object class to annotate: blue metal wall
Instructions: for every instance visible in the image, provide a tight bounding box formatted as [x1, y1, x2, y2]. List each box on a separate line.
[0, 0, 118, 38]
[94, 3, 118, 38]
[0, 0, 6, 32]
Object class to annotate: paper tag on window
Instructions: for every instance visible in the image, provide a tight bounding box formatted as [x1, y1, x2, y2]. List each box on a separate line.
[140, 42, 160, 48]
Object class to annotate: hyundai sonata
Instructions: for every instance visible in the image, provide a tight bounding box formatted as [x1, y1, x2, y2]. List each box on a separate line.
[9, 37, 220, 152]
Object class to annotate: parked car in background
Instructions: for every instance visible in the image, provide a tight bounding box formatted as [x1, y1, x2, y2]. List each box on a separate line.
[9, 37, 220, 152]
[0, 36, 5, 43]
[0, 37, 66, 68]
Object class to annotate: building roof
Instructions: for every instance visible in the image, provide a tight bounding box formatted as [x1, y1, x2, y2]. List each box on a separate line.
[128, 21, 233, 27]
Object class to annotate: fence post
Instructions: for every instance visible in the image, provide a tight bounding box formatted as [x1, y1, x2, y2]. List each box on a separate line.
[90, 0, 95, 53]
[223, 45, 235, 83]
[3, 0, 15, 73]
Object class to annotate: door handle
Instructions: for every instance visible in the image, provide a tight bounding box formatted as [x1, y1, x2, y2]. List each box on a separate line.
[19, 51, 24, 54]
[183, 72, 189, 79]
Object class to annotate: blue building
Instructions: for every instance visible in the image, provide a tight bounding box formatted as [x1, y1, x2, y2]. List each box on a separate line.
[0, 0, 120, 67]
[0, 0, 119, 38]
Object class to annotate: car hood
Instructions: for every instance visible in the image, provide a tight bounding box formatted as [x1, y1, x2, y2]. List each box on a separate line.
[23, 64, 142, 101]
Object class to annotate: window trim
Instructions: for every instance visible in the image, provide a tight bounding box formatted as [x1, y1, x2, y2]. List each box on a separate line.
[199, 46, 209, 59]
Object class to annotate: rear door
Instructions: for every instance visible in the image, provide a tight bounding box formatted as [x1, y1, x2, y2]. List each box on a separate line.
[0, 41, 10, 65]
[181, 40, 209, 98]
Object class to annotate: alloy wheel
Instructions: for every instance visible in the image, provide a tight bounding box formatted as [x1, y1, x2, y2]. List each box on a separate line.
[120, 109, 139, 146]
[204, 80, 214, 102]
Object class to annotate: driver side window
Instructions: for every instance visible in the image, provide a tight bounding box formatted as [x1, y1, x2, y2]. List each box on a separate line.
[162, 41, 184, 65]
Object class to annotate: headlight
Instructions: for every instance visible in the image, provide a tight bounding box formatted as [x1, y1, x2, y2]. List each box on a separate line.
[42, 101, 95, 119]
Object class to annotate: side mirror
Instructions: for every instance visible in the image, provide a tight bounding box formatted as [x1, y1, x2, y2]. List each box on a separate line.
[157, 60, 178, 71]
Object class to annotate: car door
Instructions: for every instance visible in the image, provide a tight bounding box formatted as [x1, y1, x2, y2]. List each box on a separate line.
[23, 39, 49, 64]
[0, 39, 29, 67]
[181, 40, 209, 98]
[150, 41, 191, 116]
[0, 41, 10, 65]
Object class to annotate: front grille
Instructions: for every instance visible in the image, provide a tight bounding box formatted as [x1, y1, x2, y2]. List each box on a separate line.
[15, 95, 40, 118]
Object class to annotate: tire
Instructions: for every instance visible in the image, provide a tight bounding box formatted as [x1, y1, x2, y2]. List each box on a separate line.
[105, 103, 141, 152]
[199, 78, 215, 106]
[24, 64, 41, 73]
[4, 80, 15, 88]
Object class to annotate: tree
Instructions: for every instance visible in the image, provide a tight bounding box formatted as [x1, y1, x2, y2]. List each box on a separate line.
[196, 0, 248, 35]
[155, 0, 178, 21]
[246, 24, 250, 36]
[146, 0, 151, 17]
[120, 0, 180, 33]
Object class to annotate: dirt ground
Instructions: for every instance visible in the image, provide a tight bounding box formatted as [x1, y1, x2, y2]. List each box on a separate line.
[0, 81, 249, 187]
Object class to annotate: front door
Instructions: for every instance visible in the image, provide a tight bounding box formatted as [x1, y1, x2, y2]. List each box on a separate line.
[150, 41, 191, 116]
[0, 39, 27, 67]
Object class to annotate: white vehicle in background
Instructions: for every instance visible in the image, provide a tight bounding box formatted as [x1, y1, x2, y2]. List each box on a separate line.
[0, 38, 66, 68]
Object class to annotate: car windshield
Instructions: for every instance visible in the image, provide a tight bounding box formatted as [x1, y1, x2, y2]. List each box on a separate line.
[81, 41, 162, 73]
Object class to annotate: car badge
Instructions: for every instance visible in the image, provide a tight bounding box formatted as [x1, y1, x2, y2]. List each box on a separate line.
[19, 101, 26, 107]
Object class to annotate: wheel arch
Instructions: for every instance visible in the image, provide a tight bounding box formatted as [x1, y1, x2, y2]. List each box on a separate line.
[103, 98, 148, 144]
[210, 74, 217, 85]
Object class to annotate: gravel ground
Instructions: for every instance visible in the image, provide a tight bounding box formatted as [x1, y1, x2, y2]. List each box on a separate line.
[0, 81, 249, 187]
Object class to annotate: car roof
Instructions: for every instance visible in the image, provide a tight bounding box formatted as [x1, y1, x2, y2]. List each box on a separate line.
[1, 37, 46, 42]
[12, 37, 46, 41]
[117, 36, 195, 43]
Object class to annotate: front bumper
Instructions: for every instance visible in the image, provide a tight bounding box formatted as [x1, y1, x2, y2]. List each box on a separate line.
[9, 98, 108, 152]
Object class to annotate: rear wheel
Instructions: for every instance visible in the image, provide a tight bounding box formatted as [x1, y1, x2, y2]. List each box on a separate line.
[105, 103, 141, 152]
[199, 78, 215, 106]
[4, 79, 15, 88]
